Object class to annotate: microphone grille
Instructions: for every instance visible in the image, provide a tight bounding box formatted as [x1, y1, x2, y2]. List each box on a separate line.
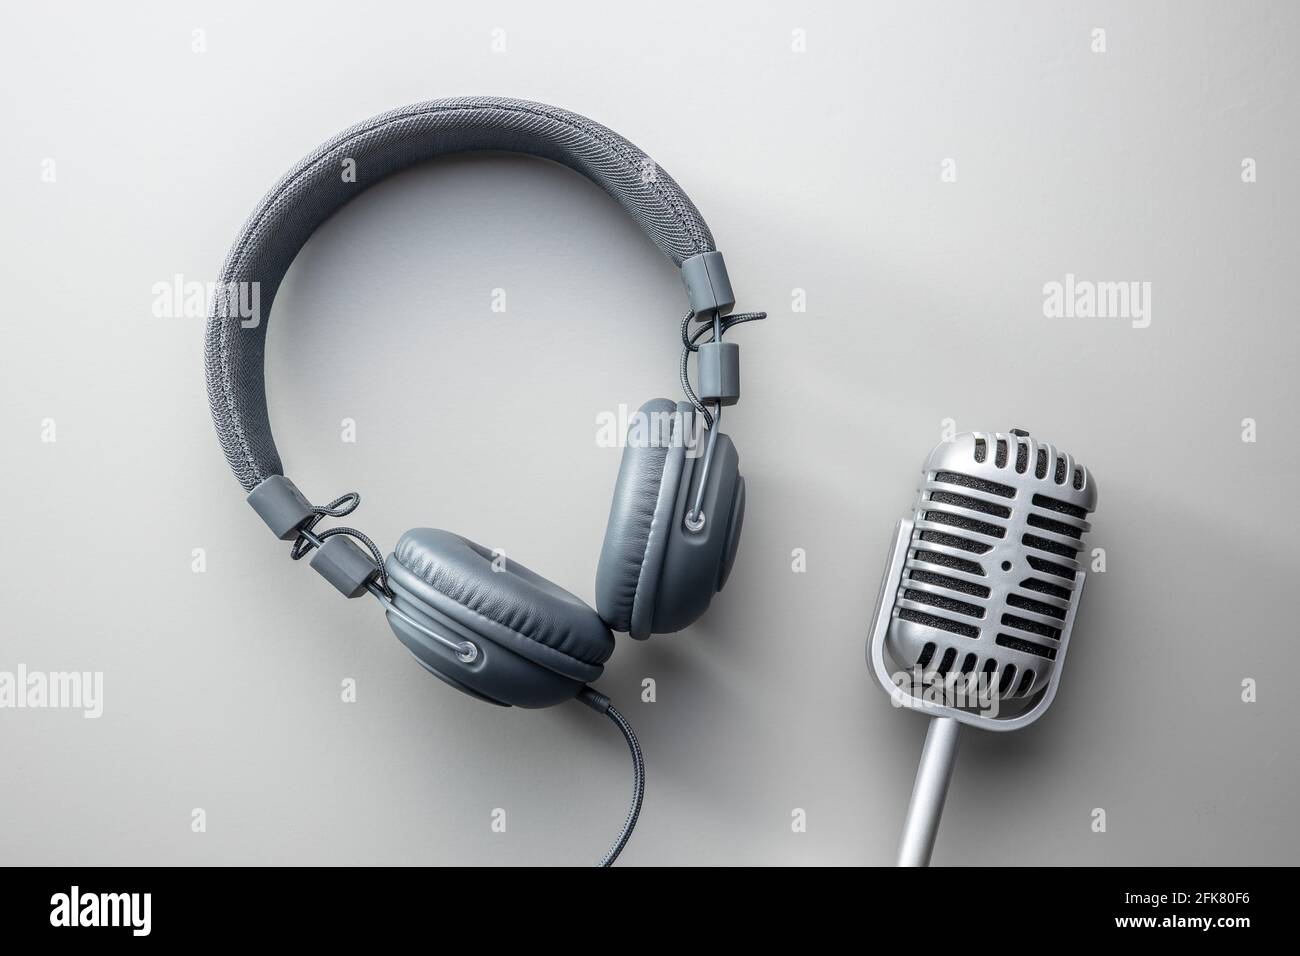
[879, 430, 1097, 724]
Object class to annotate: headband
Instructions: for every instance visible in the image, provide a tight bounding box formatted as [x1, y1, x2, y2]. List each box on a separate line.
[204, 96, 735, 491]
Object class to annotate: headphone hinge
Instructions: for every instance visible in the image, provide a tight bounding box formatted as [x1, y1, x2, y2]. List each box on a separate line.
[681, 251, 735, 319]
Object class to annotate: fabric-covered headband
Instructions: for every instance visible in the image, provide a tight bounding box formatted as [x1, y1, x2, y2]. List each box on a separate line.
[203, 95, 734, 491]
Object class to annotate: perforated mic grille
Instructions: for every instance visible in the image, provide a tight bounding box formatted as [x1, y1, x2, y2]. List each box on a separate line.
[889, 431, 1096, 701]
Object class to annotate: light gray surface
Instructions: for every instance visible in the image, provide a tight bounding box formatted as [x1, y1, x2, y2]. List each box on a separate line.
[1, 0, 1297, 865]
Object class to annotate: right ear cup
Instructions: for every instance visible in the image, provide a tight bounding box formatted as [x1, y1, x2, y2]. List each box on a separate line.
[595, 395, 748, 642]
[595, 398, 688, 638]
[650, 425, 745, 631]
[596, 398, 748, 640]
[384, 529, 614, 708]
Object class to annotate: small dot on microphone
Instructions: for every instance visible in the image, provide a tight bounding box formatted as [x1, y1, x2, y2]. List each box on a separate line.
[1001, 561, 1012, 571]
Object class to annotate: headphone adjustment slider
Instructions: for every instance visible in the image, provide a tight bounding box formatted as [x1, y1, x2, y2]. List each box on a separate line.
[696, 340, 740, 406]
[310, 536, 380, 599]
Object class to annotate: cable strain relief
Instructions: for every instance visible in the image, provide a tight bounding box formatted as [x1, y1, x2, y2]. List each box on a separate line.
[577, 686, 611, 714]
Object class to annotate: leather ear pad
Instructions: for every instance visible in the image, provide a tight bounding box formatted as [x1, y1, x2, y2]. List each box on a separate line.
[595, 398, 690, 638]
[390, 529, 614, 673]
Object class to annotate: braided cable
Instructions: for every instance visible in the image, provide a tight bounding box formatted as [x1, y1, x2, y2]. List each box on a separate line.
[577, 688, 646, 868]
[678, 309, 768, 428]
[595, 703, 645, 868]
[288, 492, 392, 596]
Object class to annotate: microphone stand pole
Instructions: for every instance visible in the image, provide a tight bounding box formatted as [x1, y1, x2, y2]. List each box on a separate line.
[897, 716, 961, 866]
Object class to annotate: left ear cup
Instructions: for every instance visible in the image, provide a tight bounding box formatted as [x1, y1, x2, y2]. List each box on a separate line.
[595, 398, 689, 638]
[384, 529, 614, 708]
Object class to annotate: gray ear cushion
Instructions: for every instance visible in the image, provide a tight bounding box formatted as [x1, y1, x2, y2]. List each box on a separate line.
[595, 398, 690, 637]
[391, 529, 614, 670]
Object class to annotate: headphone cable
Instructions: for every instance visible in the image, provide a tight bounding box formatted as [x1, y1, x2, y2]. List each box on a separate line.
[577, 687, 645, 867]
[678, 308, 767, 429]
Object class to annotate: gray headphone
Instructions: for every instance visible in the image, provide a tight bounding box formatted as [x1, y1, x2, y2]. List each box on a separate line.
[203, 97, 763, 860]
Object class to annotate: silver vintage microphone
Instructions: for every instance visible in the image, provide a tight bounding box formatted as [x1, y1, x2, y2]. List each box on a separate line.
[867, 428, 1098, 866]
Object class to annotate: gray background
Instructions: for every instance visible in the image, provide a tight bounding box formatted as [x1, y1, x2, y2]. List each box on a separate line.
[1, 0, 1296, 865]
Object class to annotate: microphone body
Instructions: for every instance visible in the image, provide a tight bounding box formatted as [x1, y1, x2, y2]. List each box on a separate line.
[867, 429, 1098, 864]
